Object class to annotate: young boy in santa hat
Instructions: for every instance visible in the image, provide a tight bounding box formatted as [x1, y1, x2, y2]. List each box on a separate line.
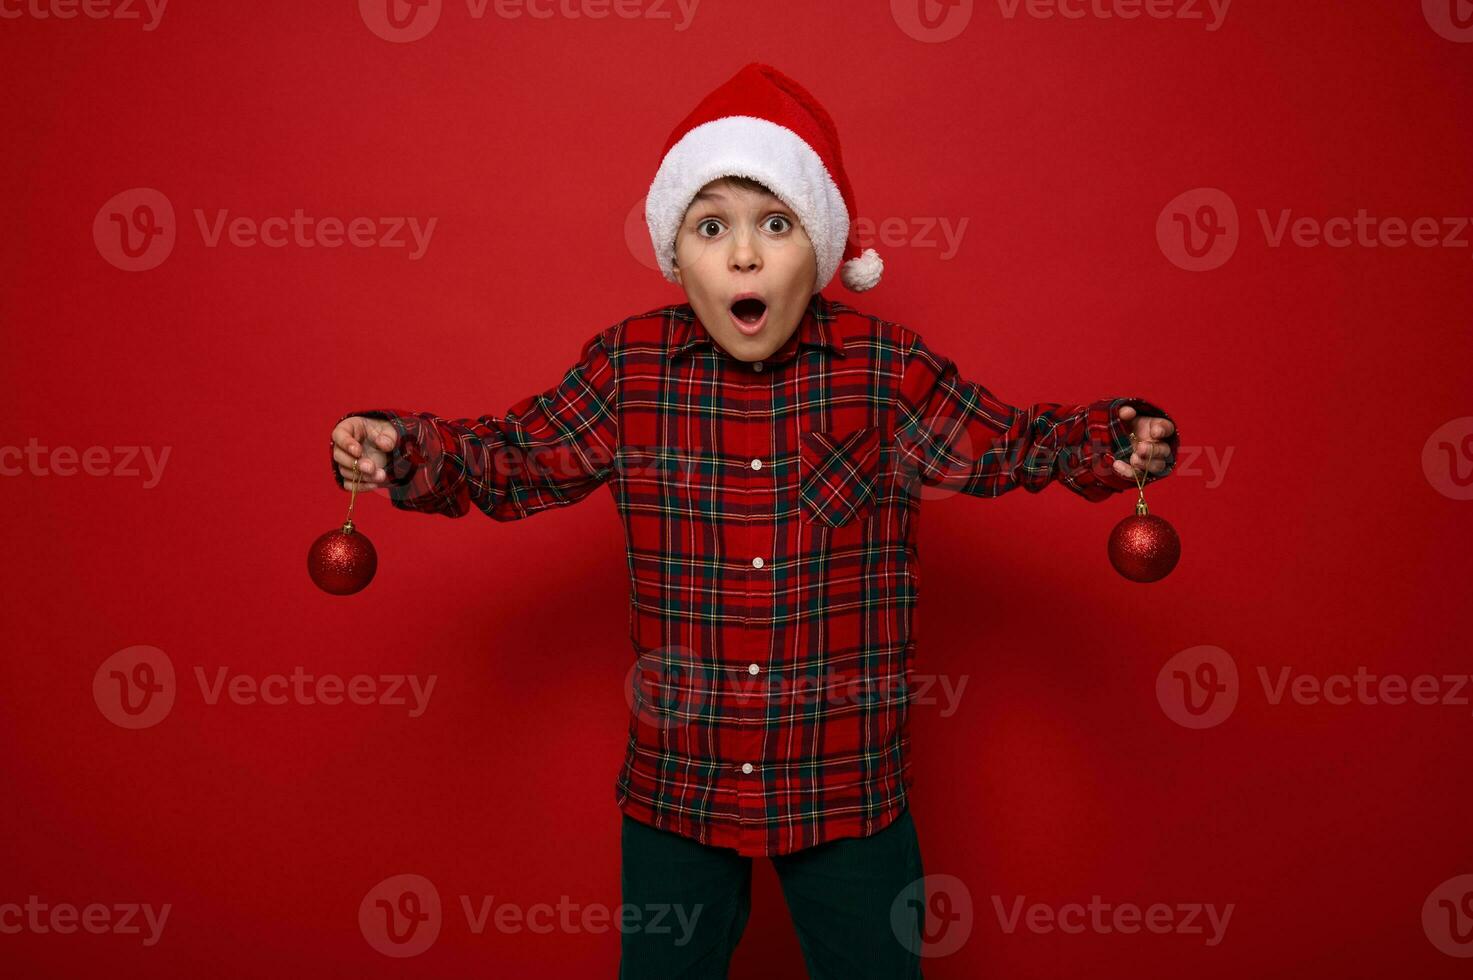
[329, 62, 1178, 978]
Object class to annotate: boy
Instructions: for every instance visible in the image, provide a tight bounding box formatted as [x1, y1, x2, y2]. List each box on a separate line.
[328, 62, 1178, 979]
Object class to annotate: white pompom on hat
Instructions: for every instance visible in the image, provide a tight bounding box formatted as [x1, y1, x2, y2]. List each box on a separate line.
[645, 62, 883, 294]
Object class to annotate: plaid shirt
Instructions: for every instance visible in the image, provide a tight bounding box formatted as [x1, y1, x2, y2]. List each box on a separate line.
[333, 291, 1178, 857]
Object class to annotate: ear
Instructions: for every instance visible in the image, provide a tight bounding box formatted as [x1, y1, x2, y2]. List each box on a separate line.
[671, 260, 682, 285]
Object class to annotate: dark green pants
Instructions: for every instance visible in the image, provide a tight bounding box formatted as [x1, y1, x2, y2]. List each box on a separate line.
[618, 806, 927, 978]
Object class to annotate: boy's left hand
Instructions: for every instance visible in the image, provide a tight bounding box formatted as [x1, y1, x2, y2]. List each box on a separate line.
[1112, 404, 1175, 480]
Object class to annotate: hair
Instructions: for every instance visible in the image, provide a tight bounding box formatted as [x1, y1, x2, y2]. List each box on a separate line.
[713, 174, 775, 196]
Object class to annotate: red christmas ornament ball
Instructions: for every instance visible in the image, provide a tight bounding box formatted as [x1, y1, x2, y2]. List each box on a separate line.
[1107, 513, 1180, 583]
[308, 523, 377, 595]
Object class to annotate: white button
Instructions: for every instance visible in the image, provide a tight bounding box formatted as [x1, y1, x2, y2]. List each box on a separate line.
[741, 763, 754, 774]
[751, 556, 764, 569]
[750, 458, 762, 470]
[748, 663, 760, 675]
[753, 360, 764, 372]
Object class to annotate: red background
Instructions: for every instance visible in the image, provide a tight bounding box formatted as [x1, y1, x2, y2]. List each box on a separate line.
[4, 0, 1472, 976]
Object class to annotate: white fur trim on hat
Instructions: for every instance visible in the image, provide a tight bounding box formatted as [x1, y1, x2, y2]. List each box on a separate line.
[840, 248, 883, 291]
[646, 115, 851, 293]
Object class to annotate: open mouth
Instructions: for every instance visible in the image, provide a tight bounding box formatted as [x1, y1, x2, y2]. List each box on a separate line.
[729, 296, 768, 334]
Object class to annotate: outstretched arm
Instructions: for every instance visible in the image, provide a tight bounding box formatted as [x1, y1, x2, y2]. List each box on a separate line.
[330, 329, 620, 520]
[895, 333, 1179, 503]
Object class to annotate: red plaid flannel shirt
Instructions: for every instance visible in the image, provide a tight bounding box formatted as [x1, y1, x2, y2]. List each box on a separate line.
[333, 291, 1178, 857]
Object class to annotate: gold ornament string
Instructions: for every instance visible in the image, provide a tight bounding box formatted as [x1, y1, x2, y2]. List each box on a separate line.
[343, 456, 363, 533]
[1128, 431, 1149, 516]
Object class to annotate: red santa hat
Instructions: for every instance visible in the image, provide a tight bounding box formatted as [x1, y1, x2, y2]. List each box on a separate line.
[645, 62, 884, 294]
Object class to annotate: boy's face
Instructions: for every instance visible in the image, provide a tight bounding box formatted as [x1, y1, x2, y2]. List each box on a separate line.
[671, 177, 817, 363]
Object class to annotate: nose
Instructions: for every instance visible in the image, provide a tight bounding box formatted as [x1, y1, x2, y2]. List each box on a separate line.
[729, 228, 761, 272]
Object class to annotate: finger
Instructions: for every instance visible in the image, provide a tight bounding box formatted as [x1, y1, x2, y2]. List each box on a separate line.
[331, 422, 363, 458]
[1129, 449, 1170, 473]
[353, 453, 392, 479]
[333, 446, 388, 472]
[1117, 404, 1137, 423]
[338, 464, 384, 487]
[366, 420, 399, 452]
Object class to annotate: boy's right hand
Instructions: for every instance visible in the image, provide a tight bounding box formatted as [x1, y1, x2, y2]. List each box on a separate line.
[331, 416, 399, 489]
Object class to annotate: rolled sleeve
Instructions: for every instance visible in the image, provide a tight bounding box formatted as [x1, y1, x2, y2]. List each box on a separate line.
[1071, 396, 1181, 497]
[895, 332, 1179, 504]
[327, 329, 621, 519]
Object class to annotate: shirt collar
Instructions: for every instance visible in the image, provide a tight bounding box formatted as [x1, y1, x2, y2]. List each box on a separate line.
[666, 291, 848, 362]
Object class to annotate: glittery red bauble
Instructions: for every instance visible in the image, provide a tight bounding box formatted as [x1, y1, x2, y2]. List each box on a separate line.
[308, 523, 377, 595]
[1108, 513, 1180, 583]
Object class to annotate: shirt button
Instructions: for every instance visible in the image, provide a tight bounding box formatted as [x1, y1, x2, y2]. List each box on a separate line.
[751, 556, 764, 569]
[753, 360, 764, 372]
[741, 763, 754, 774]
[748, 663, 760, 675]
[750, 458, 762, 470]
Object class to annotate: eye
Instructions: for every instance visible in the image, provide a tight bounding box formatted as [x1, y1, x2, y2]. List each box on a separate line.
[763, 215, 792, 234]
[697, 218, 724, 238]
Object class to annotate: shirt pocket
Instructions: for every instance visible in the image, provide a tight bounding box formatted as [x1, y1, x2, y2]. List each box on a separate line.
[798, 426, 881, 527]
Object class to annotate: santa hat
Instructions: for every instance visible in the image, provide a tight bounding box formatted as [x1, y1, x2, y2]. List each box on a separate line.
[645, 62, 883, 294]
